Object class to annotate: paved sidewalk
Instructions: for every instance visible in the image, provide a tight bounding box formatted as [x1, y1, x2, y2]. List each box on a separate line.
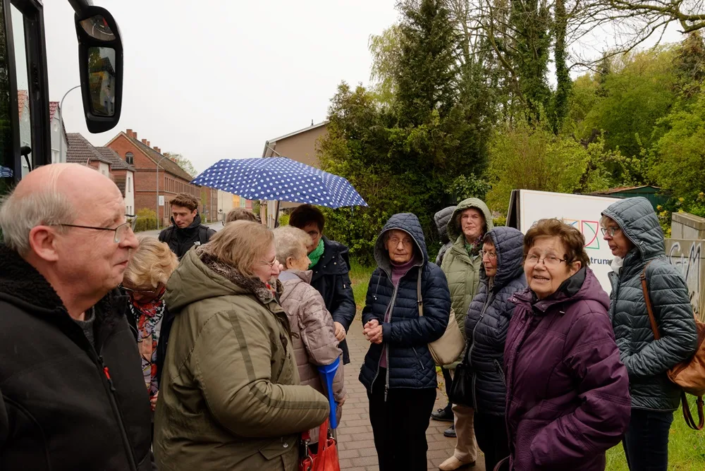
[338, 318, 486, 471]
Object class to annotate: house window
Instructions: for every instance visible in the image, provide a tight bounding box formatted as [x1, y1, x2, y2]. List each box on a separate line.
[125, 152, 133, 165]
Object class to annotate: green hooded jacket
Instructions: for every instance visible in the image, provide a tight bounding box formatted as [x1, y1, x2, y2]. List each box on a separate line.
[440, 198, 494, 338]
[153, 248, 329, 471]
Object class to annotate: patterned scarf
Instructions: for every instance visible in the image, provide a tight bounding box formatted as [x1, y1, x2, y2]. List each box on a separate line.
[465, 233, 485, 258]
[308, 239, 325, 269]
[128, 291, 166, 400]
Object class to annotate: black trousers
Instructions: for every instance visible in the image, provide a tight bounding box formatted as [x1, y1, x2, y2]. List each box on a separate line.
[368, 370, 436, 471]
[441, 367, 453, 413]
[474, 412, 509, 471]
[623, 409, 674, 471]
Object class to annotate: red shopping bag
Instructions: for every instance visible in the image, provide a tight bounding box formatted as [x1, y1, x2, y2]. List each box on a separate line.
[299, 419, 340, 471]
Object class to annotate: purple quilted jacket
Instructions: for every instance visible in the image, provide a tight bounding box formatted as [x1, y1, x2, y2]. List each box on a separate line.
[503, 268, 630, 471]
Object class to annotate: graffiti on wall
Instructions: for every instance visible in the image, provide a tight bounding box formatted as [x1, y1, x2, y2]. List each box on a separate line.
[668, 241, 702, 318]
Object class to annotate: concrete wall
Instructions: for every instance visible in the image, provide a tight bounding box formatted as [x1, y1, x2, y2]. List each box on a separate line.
[672, 212, 705, 240]
[666, 239, 705, 321]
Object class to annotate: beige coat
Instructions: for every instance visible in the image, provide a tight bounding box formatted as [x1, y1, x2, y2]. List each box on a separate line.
[279, 270, 345, 436]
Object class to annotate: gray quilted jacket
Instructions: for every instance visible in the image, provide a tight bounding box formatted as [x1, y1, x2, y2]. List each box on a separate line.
[603, 197, 697, 411]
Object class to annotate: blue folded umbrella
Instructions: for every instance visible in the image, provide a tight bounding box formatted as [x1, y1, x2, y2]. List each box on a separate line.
[317, 357, 341, 429]
[191, 158, 367, 209]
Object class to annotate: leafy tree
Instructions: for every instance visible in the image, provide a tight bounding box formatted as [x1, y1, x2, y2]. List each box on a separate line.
[164, 152, 198, 178]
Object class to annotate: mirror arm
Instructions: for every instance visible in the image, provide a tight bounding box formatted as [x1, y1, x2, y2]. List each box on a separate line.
[69, 0, 95, 16]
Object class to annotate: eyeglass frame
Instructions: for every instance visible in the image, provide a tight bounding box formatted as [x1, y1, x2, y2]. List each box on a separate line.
[525, 253, 568, 266]
[120, 283, 163, 297]
[53, 214, 138, 243]
[481, 250, 497, 260]
[600, 226, 621, 237]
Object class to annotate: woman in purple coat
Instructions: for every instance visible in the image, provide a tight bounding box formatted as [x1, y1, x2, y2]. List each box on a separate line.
[500, 219, 630, 471]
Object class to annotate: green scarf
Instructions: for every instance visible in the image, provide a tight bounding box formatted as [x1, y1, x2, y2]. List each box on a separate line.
[465, 233, 485, 258]
[308, 239, 325, 268]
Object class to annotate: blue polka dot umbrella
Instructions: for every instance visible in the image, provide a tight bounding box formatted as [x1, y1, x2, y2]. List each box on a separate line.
[191, 158, 367, 209]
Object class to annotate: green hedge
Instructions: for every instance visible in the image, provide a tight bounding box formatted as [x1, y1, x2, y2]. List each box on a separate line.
[135, 208, 158, 232]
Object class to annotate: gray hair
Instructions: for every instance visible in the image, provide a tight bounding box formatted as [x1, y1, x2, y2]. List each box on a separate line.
[273, 226, 311, 267]
[0, 167, 76, 256]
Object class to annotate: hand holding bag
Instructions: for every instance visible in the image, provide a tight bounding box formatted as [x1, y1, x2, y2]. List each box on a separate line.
[299, 419, 340, 471]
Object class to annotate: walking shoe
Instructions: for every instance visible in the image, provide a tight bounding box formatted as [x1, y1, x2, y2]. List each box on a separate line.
[438, 456, 475, 470]
[431, 407, 454, 422]
[443, 424, 456, 438]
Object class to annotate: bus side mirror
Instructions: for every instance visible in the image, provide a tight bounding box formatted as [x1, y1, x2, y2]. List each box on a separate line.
[75, 7, 123, 133]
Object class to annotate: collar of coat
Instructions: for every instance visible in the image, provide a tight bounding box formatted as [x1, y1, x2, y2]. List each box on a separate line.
[0, 244, 126, 331]
[279, 269, 313, 284]
[196, 246, 283, 305]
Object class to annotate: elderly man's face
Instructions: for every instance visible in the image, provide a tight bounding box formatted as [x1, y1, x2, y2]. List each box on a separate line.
[54, 172, 139, 296]
[385, 229, 415, 264]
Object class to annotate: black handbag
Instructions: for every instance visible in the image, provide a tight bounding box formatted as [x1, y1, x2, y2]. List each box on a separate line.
[448, 349, 474, 407]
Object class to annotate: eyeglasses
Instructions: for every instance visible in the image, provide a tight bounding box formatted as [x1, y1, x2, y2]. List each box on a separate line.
[600, 226, 621, 237]
[259, 259, 278, 268]
[525, 253, 567, 267]
[481, 250, 497, 259]
[388, 237, 413, 247]
[55, 215, 137, 243]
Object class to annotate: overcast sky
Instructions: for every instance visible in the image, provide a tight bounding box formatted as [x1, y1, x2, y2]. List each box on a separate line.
[45, 0, 398, 173]
[45, 1, 684, 175]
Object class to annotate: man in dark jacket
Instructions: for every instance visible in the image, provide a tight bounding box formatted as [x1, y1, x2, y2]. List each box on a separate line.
[290, 204, 356, 364]
[159, 192, 216, 259]
[360, 213, 451, 471]
[0, 164, 153, 471]
[602, 197, 697, 471]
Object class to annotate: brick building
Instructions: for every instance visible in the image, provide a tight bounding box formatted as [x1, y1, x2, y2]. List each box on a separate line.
[104, 129, 208, 226]
[66, 133, 136, 214]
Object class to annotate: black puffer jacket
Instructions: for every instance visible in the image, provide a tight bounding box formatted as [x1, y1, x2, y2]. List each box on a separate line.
[603, 197, 698, 411]
[359, 213, 451, 391]
[464, 227, 526, 416]
[158, 213, 216, 259]
[310, 236, 356, 364]
[0, 245, 152, 471]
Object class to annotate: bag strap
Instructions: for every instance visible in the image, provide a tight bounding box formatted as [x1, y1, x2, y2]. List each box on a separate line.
[417, 268, 423, 317]
[681, 392, 705, 430]
[640, 261, 661, 341]
[198, 225, 210, 245]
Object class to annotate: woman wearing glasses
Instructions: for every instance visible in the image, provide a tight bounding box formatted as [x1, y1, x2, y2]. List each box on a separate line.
[447, 227, 526, 471]
[602, 198, 697, 471]
[153, 221, 329, 471]
[499, 219, 630, 471]
[122, 236, 179, 422]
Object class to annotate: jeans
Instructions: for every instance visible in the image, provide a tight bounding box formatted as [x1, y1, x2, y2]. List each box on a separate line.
[368, 370, 437, 471]
[623, 409, 674, 471]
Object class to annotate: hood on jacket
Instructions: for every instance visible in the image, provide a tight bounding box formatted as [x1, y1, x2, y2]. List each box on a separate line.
[434, 206, 457, 244]
[374, 213, 428, 275]
[601, 197, 664, 262]
[513, 267, 609, 314]
[165, 247, 280, 314]
[171, 212, 204, 232]
[483, 227, 525, 289]
[279, 269, 313, 284]
[447, 198, 494, 243]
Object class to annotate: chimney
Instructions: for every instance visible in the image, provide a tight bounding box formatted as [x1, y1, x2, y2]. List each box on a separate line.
[133, 131, 138, 140]
[146, 140, 151, 147]
[154, 146, 161, 154]
[126, 128, 133, 138]
[141, 139, 148, 145]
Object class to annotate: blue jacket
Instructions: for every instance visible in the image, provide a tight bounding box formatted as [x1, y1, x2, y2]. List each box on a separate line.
[359, 213, 451, 392]
[464, 227, 526, 416]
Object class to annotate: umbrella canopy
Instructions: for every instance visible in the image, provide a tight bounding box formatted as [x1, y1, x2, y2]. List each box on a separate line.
[191, 158, 367, 209]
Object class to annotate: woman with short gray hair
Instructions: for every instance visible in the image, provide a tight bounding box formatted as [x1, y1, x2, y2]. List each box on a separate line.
[274, 226, 346, 440]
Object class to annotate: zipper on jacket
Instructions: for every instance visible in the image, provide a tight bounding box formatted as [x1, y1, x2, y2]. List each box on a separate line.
[96, 352, 138, 471]
[494, 360, 506, 387]
[468, 292, 495, 414]
[412, 347, 425, 370]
